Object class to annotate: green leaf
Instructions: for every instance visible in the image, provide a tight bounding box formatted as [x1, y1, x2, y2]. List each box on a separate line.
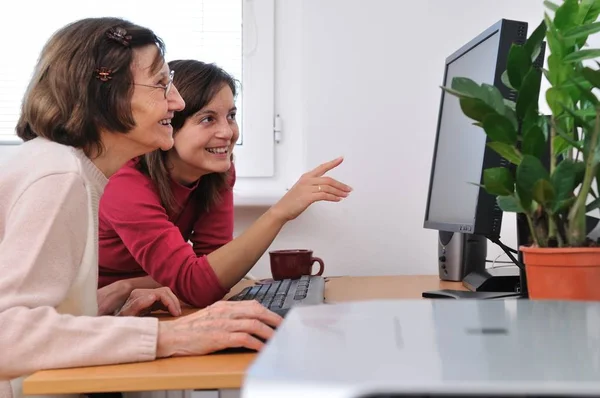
[487, 142, 523, 165]
[581, 93, 600, 115]
[459, 97, 497, 123]
[497, 195, 525, 213]
[483, 167, 515, 196]
[519, 155, 551, 184]
[522, 124, 546, 158]
[561, 106, 597, 119]
[556, 104, 595, 134]
[507, 44, 531, 90]
[516, 184, 533, 212]
[524, 20, 548, 62]
[533, 179, 556, 209]
[555, 197, 577, 213]
[554, 0, 579, 31]
[551, 159, 580, 206]
[578, 0, 600, 25]
[540, 114, 550, 141]
[516, 68, 542, 120]
[553, 136, 572, 156]
[546, 87, 573, 116]
[517, 155, 551, 210]
[556, 75, 593, 91]
[563, 21, 600, 39]
[583, 105, 598, 117]
[566, 74, 599, 109]
[582, 67, 600, 89]
[501, 70, 515, 90]
[504, 98, 516, 110]
[480, 83, 506, 115]
[546, 56, 559, 86]
[544, 0, 559, 12]
[573, 160, 587, 188]
[482, 114, 518, 145]
[451, 77, 482, 97]
[522, 108, 541, 139]
[553, 116, 583, 151]
[547, 54, 573, 87]
[545, 13, 565, 59]
[563, 49, 600, 63]
[502, 105, 519, 131]
[440, 85, 472, 99]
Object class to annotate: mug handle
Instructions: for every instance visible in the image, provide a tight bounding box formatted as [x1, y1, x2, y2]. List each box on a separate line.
[311, 257, 325, 276]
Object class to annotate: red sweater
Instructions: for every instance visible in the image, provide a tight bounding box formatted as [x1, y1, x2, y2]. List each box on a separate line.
[97, 159, 235, 307]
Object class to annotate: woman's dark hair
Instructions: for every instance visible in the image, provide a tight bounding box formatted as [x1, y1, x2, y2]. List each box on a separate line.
[16, 17, 165, 157]
[137, 60, 238, 215]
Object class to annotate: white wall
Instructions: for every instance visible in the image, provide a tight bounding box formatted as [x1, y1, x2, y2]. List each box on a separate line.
[235, 0, 554, 279]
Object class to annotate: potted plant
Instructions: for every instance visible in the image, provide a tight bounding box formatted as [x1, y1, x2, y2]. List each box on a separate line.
[443, 0, 600, 300]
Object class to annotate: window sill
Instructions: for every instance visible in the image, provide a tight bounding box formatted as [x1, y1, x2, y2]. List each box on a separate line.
[233, 190, 284, 207]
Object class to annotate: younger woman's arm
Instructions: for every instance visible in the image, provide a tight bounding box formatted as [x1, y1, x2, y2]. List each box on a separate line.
[100, 171, 229, 308]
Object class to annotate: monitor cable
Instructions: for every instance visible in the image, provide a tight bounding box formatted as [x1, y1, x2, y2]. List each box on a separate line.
[488, 236, 525, 270]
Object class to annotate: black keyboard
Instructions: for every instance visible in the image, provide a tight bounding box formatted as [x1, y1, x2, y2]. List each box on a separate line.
[228, 275, 325, 317]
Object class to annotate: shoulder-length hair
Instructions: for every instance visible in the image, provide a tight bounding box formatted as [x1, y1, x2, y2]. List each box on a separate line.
[137, 60, 238, 215]
[16, 17, 165, 157]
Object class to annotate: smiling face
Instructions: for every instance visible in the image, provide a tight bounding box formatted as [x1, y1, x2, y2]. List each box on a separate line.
[166, 84, 239, 185]
[124, 45, 185, 153]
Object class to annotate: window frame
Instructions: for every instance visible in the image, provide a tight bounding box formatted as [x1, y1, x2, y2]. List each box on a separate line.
[233, 0, 275, 177]
[0, 0, 275, 178]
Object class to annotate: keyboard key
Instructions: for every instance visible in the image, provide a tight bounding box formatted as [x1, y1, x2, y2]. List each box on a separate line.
[227, 276, 325, 316]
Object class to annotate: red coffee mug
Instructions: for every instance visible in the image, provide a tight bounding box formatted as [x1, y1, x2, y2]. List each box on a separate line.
[269, 249, 325, 280]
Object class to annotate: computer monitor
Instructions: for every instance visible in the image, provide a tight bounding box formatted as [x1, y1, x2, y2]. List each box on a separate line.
[424, 19, 529, 238]
[422, 19, 545, 299]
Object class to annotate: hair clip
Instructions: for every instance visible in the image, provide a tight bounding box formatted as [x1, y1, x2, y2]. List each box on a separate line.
[95, 67, 113, 82]
[106, 27, 132, 47]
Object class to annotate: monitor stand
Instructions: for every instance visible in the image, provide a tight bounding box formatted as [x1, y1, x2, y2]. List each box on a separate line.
[422, 266, 522, 299]
[422, 289, 522, 299]
[462, 266, 520, 292]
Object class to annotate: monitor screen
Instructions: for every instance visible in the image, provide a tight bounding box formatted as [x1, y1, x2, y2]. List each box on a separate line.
[426, 31, 501, 230]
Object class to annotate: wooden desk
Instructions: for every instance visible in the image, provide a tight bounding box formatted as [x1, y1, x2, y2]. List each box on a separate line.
[23, 275, 465, 395]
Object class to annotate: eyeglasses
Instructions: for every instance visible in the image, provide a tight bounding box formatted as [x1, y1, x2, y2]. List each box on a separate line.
[133, 69, 174, 99]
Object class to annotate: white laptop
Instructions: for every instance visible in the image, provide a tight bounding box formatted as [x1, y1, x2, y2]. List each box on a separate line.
[242, 299, 600, 398]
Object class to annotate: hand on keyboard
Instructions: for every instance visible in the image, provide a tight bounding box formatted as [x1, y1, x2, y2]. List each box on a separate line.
[155, 300, 283, 357]
[228, 275, 326, 317]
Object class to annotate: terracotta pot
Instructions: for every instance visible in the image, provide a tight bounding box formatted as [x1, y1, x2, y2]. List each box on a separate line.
[521, 246, 600, 301]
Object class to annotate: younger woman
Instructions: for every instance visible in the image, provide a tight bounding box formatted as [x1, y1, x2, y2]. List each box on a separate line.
[98, 59, 351, 307]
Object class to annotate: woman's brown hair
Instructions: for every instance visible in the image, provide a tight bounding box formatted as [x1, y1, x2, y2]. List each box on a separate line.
[16, 17, 165, 156]
[137, 60, 238, 215]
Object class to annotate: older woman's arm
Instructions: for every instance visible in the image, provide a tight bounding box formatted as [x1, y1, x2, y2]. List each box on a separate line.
[0, 174, 158, 380]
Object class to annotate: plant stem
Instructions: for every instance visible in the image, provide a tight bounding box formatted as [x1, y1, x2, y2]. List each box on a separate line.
[547, 212, 559, 246]
[547, 117, 559, 246]
[526, 213, 541, 247]
[550, 116, 557, 175]
[554, 213, 567, 244]
[567, 112, 600, 246]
